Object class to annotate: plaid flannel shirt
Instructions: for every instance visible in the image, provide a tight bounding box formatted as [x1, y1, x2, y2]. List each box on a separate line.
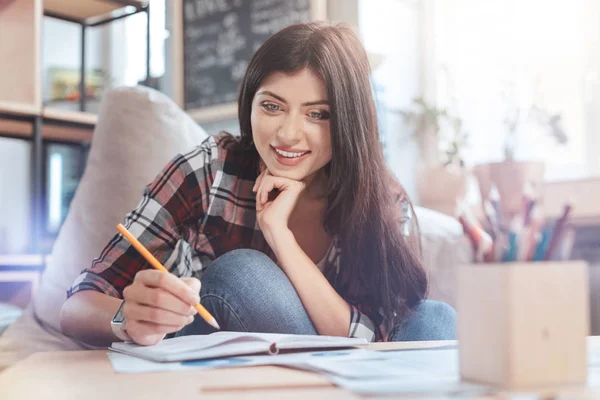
[67, 133, 407, 342]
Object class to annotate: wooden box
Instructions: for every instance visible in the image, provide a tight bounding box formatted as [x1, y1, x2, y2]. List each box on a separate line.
[457, 262, 590, 389]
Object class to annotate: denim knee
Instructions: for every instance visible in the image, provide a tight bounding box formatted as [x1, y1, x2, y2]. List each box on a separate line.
[201, 248, 287, 295]
[196, 248, 317, 335]
[414, 300, 457, 321]
[389, 300, 457, 341]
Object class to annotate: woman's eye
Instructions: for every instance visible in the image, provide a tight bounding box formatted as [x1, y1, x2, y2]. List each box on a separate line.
[262, 102, 281, 112]
[309, 110, 330, 120]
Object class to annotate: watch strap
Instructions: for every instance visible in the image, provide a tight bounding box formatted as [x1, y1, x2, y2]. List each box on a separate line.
[111, 301, 132, 342]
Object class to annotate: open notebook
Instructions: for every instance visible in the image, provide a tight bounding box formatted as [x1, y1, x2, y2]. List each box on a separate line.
[109, 331, 368, 363]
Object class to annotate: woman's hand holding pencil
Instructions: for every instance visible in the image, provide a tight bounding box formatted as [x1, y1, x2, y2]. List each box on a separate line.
[115, 224, 220, 346]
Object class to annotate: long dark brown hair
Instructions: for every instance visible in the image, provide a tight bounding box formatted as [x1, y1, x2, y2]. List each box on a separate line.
[232, 22, 427, 330]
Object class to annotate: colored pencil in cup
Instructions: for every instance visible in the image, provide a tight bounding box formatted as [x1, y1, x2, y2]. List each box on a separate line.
[533, 227, 552, 262]
[489, 185, 503, 230]
[116, 223, 220, 330]
[502, 217, 521, 262]
[523, 207, 543, 262]
[543, 203, 573, 261]
[557, 228, 576, 261]
[483, 200, 499, 239]
[458, 203, 493, 263]
[522, 181, 537, 226]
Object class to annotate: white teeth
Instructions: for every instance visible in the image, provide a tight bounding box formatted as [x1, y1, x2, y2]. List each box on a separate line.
[274, 148, 308, 158]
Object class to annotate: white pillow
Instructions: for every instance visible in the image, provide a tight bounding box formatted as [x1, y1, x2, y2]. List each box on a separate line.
[415, 206, 473, 307]
[0, 86, 208, 370]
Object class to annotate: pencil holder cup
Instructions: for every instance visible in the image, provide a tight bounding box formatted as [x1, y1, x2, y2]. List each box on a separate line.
[457, 261, 590, 389]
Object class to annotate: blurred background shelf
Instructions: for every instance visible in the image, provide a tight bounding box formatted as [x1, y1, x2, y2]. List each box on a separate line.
[0, 102, 40, 118]
[0, 0, 148, 253]
[43, 108, 98, 126]
[0, 254, 48, 309]
[44, 0, 147, 24]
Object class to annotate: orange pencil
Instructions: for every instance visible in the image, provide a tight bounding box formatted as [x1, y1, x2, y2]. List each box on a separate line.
[116, 223, 220, 330]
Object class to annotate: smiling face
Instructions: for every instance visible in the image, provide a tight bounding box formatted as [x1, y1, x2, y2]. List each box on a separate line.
[250, 68, 332, 186]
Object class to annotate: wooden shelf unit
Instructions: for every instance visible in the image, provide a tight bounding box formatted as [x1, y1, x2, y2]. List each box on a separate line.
[0, 102, 40, 118]
[0, 108, 95, 143]
[44, 0, 146, 23]
[0, 255, 48, 308]
[0, 0, 41, 114]
[0, 0, 148, 252]
[43, 108, 98, 126]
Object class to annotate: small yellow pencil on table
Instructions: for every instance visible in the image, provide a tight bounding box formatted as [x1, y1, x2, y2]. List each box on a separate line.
[116, 223, 220, 330]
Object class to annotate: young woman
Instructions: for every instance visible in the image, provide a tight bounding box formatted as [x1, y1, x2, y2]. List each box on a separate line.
[60, 22, 456, 347]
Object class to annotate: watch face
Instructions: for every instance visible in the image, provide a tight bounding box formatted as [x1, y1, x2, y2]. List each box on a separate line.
[112, 301, 126, 323]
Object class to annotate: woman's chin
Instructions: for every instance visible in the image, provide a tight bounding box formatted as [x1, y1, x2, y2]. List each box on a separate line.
[268, 168, 306, 181]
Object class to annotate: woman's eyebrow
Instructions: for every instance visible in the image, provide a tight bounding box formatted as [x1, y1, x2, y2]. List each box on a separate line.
[302, 99, 329, 107]
[257, 90, 329, 107]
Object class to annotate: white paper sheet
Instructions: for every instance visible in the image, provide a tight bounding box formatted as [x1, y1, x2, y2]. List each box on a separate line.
[107, 352, 276, 374]
[108, 348, 384, 374]
[303, 347, 489, 396]
[326, 373, 489, 396]
[108, 336, 600, 396]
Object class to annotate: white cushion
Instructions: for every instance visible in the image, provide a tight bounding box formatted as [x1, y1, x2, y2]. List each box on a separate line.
[415, 206, 473, 308]
[0, 86, 208, 371]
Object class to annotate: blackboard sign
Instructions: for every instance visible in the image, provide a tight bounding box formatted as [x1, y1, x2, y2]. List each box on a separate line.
[183, 0, 313, 111]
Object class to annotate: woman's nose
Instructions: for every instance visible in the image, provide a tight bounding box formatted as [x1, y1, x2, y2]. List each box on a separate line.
[277, 113, 303, 142]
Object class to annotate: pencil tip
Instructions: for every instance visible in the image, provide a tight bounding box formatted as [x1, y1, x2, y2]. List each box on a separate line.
[211, 319, 221, 330]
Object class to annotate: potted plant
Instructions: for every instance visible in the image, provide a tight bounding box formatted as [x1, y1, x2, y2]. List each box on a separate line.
[400, 97, 470, 216]
[472, 85, 568, 218]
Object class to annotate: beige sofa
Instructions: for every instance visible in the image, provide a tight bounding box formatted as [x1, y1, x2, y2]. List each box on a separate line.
[0, 86, 472, 371]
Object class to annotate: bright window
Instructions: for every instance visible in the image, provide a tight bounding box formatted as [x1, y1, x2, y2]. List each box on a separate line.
[360, 0, 600, 182]
[432, 0, 598, 180]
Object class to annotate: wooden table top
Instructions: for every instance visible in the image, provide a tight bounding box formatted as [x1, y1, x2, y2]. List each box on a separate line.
[0, 340, 597, 399]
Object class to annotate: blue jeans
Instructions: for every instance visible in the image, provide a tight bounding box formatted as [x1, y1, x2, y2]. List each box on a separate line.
[175, 249, 456, 341]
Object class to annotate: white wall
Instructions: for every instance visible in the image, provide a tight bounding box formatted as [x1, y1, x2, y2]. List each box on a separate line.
[432, 0, 599, 181]
[327, 0, 359, 26]
[584, 0, 600, 177]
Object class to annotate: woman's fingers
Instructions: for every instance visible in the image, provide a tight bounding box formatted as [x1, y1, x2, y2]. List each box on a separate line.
[253, 169, 268, 210]
[262, 178, 271, 205]
[124, 301, 195, 326]
[124, 284, 197, 317]
[254, 170, 306, 212]
[255, 169, 270, 210]
[133, 269, 200, 305]
[181, 277, 201, 296]
[252, 168, 267, 192]
[126, 319, 189, 342]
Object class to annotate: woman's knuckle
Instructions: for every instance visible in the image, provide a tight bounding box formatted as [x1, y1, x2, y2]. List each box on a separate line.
[134, 270, 146, 281]
[150, 290, 162, 305]
[149, 308, 161, 321]
[156, 272, 167, 286]
[182, 304, 194, 315]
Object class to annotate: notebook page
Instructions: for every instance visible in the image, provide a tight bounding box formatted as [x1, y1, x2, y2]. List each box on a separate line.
[276, 335, 368, 350]
[110, 331, 275, 361]
[110, 340, 272, 362]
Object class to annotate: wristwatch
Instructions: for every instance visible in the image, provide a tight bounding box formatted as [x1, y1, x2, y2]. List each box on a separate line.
[111, 300, 132, 342]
